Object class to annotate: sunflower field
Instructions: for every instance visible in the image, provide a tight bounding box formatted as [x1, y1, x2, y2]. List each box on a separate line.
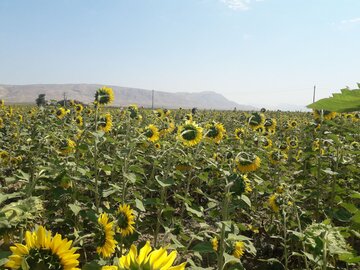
[0, 87, 359, 270]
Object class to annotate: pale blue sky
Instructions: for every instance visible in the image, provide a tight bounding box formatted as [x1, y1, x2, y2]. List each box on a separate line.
[0, 0, 359, 108]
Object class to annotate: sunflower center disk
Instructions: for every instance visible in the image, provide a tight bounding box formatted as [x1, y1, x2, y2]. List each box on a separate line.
[118, 212, 129, 229]
[182, 127, 197, 141]
[27, 248, 62, 270]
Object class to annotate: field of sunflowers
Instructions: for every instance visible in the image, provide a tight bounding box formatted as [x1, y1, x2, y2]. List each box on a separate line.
[0, 86, 359, 270]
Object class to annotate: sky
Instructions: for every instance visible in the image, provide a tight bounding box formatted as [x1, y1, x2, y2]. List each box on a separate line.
[0, 0, 359, 109]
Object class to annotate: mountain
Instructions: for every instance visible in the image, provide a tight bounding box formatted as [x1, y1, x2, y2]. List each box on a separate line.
[0, 84, 255, 110]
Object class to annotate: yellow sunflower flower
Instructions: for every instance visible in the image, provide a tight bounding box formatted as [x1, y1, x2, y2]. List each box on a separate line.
[247, 112, 265, 130]
[102, 266, 118, 270]
[55, 107, 68, 119]
[233, 241, 245, 259]
[98, 113, 112, 133]
[95, 86, 114, 105]
[235, 152, 261, 173]
[0, 117, 3, 128]
[313, 109, 337, 120]
[5, 226, 80, 270]
[264, 118, 277, 131]
[116, 204, 135, 237]
[59, 139, 76, 155]
[205, 122, 226, 143]
[75, 104, 83, 114]
[177, 121, 203, 147]
[116, 241, 186, 270]
[234, 128, 245, 140]
[144, 124, 160, 142]
[211, 237, 218, 252]
[96, 213, 117, 258]
[269, 150, 288, 165]
[268, 194, 280, 212]
[75, 116, 83, 127]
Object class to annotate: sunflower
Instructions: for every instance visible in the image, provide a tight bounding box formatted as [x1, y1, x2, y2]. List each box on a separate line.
[261, 137, 272, 149]
[155, 143, 161, 149]
[98, 113, 112, 133]
[59, 139, 76, 155]
[154, 109, 165, 119]
[116, 204, 135, 237]
[113, 241, 186, 270]
[177, 121, 203, 147]
[0, 99, 4, 106]
[75, 116, 83, 127]
[233, 241, 245, 259]
[96, 213, 117, 258]
[184, 113, 193, 122]
[55, 107, 68, 119]
[234, 128, 245, 140]
[313, 109, 337, 120]
[269, 150, 288, 165]
[144, 124, 160, 142]
[268, 194, 280, 212]
[290, 120, 297, 128]
[159, 117, 175, 137]
[286, 136, 299, 149]
[102, 267, 118, 270]
[0, 117, 3, 128]
[127, 104, 139, 119]
[235, 152, 261, 173]
[5, 226, 80, 270]
[231, 173, 252, 194]
[75, 104, 83, 114]
[264, 118, 277, 131]
[247, 112, 265, 130]
[205, 122, 226, 143]
[211, 237, 218, 252]
[95, 86, 114, 105]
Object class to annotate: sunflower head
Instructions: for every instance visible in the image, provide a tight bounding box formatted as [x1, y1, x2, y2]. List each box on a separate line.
[269, 150, 288, 165]
[234, 128, 245, 140]
[144, 124, 160, 143]
[127, 104, 139, 119]
[205, 122, 226, 143]
[268, 194, 280, 212]
[75, 104, 83, 114]
[211, 237, 218, 252]
[75, 116, 83, 127]
[235, 152, 261, 173]
[313, 109, 337, 120]
[96, 213, 117, 258]
[178, 121, 203, 147]
[5, 226, 80, 270]
[232, 241, 245, 259]
[98, 113, 112, 133]
[55, 107, 68, 119]
[230, 173, 252, 195]
[248, 112, 265, 129]
[116, 204, 135, 237]
[59, 139, 76, 155]
[114, 241, 186, 270]
[95, 86, 114, 105]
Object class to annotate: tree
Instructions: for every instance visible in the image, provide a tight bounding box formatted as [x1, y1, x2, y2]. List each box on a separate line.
[36, 94, 46, 107]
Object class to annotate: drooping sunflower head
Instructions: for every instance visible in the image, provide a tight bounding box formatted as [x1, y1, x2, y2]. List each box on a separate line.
[75, 116, 83, 127]
[260, 137, 273, 149]
[290, 120, 297, 128]
[159, 117, 175, 137]
[96, 213, 117, 258]
[154, 109, 165, 119]
[184, 113, 193, 122]
[5, 226, 80, 270]
[75, 104, 83, 114]
[115, 241, 186, 270]
[232, 241, 245, 259]
[178, 121, 203, 147]
[144, 124, 160, 142]
[230, 173, 252, 195]
[127, 104, 139, 119]
[116, 204, 135, 237]
[264, 118, 277, 131]
[95, 86, 114, 105]
[235, 152, 261, 173]
[268, 194, 280, 212]
[247, 112, 265, 130]
[286, 136, 299, 149]
[234, 128, 245, 140]
[205, 122, 226, 143]
[98, 113, 112, 133]
[59, 139, 76, 155]
[269, 150, 288, 165]
[313, 109, 337, 121]
[55, 107, 68, 119]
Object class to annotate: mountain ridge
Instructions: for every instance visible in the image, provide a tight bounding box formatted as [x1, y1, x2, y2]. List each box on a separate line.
[0, 84, 256, 110]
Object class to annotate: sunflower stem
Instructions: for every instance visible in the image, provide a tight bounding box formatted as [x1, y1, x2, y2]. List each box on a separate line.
[94, 104, 100, 214]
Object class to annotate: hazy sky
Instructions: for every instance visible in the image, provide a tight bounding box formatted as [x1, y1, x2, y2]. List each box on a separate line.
[0, 0, 359, 108]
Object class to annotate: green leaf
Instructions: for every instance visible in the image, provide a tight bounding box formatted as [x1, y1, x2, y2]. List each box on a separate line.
[135, 198, 145, 212]
[68, 203, 82, 216]
[124, 172, 137, 184]
[307, 86, 360, 112]
[191, 242, 214, 253]
[185, 203, 203, 218]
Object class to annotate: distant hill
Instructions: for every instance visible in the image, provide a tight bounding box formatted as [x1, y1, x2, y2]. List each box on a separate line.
[0, 84, 255, 110]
